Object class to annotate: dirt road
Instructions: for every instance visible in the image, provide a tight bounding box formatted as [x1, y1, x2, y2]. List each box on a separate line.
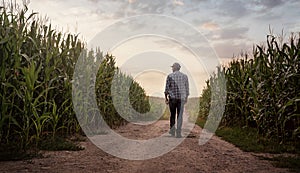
[0, 119, 289, 173]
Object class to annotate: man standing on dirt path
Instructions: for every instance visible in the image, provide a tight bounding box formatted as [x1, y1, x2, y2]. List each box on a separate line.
[164, 62, 189, 138]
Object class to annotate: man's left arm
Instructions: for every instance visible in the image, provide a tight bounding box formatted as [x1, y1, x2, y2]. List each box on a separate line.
[185, 75, 189, 103]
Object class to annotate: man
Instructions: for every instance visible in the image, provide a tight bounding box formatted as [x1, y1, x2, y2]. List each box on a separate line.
[164, 62, 189, 138]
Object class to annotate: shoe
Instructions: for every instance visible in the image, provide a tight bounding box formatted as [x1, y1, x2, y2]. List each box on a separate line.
[176, 134, 182, 138]
[169, 131, 175, 136]
[169, 128, 175, 136]
[176, 130, 182, 138]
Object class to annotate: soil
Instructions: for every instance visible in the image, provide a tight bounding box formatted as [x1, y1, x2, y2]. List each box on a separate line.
[0, 118, 291, 173]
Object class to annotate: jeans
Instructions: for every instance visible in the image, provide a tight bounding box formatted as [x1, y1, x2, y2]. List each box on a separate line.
[169, 98, 184, 134]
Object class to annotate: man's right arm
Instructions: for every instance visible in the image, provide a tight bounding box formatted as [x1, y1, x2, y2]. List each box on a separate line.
[164, 92, 169, 104]
[164, 76, 169, 104]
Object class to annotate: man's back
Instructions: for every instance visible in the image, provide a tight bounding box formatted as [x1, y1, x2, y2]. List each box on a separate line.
[165, 71, 189, 99]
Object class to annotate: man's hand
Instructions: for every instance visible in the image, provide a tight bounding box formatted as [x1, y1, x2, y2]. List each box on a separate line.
[165, 99, 169, 105]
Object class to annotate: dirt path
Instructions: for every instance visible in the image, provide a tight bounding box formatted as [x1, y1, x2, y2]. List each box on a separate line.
[0, 118, 290, 173]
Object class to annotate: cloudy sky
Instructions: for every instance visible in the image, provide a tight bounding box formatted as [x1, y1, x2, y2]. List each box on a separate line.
[14, 0, 300, 97]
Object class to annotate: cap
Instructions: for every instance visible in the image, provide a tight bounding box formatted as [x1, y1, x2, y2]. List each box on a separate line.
[171, 62, 181, 69]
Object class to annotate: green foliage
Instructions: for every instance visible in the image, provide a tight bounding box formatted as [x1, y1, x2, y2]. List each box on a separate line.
[38, 136, 84, 151]
[96, 54, 150, 128]
[198, 33, 300, 146]
[0, 3, 150, 155]
[0, 3, 83, 150]
[262, 155, 300, 172]
[215, 126, 300, 171]
[215, 126, 298, 153]
[198, 82, 211, 119]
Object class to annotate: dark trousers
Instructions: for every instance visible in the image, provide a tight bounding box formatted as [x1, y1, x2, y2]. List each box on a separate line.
[169, 98, 184, 133]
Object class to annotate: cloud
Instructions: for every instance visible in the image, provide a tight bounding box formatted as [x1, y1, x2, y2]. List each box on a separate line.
[129, 0, 174, 14]
[173, 0, 184, 6]
[201, 22, 220, 31]
[215, 0, 249, 18]
[128, 0, 137, 4]
[204, 26, 252, 59]
[251, 0, 299, 21]
[251, 0, 285, 10]
[213, 40, 252, 59]
[209, 27, 249, 40]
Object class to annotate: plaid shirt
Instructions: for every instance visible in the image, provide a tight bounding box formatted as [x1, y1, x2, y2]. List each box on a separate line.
[165, 71, 189, 99]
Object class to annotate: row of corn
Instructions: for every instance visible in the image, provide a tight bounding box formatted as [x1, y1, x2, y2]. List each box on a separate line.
[0, 3, 150, 150]
[198, 33, 300, 144]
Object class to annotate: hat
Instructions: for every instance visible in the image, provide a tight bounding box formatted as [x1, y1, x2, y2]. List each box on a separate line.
[171, 62, 181, 69]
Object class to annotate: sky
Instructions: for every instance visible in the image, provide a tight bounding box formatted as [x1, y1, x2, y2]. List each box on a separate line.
[12, 0, 300, 97]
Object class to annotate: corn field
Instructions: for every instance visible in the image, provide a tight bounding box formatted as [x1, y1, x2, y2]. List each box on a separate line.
[0, 3, 150, 151]
[198, 33, 300, 144]
[96, 54, 150, 127]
